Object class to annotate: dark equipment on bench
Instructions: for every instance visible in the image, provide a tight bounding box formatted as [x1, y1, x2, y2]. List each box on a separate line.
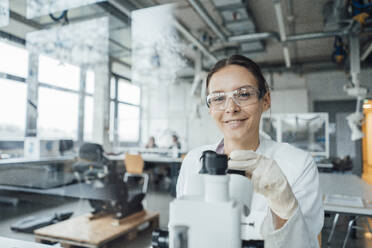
[11, 212, 73, 233]
[72, 142, 145, 219]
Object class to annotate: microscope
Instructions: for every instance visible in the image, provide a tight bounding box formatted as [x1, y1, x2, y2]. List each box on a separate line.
[152, 151, 264, 248]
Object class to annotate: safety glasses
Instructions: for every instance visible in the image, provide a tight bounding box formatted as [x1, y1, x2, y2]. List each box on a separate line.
[206, 85, 262, 111]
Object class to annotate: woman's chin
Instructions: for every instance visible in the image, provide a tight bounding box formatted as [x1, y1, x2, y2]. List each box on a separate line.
[224, 129, 247, 141]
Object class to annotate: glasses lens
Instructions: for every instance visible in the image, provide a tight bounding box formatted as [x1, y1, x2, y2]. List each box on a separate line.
[207, 93, 226, 109]
[207, 87, 260, 111]
[234, 88, 259, 106]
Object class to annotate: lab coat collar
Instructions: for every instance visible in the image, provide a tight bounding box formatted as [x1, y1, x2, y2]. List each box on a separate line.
[214, 135, 268, 155]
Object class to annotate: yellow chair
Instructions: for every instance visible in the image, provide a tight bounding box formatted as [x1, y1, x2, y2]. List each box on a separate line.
[318, 233, 321, 247]
[124, 153, 149, 193]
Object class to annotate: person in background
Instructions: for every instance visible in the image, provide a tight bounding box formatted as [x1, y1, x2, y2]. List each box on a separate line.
[145, 136, 157, 149]
[177, 54, 323, 247]
[169, 134, 181, 149]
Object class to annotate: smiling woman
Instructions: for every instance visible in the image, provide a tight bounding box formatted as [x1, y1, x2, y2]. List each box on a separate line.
[177, 55, 324, 247]
[206, 60, 270, 155]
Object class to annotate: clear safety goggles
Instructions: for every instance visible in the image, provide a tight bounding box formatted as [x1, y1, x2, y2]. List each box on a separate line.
[206, 86, 262, 111]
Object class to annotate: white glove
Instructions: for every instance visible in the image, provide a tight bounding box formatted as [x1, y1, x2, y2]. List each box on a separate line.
[228, 150, 298, 220]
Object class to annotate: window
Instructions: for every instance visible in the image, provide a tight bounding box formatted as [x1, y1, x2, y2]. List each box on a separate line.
[118, 104, 140, 142]
[38, 87, 78, 139]
[0, 78, 26, 138]
[86, 70, 94, 95]
[110, 101, 115, 142]
[118, 79, 140, 105]
[110, 77, 116, 99]
[0, 41, 28, 78]
[110, 77, 141, 144]
[38, 55, 80, 90]
[84, 96, 93, 141]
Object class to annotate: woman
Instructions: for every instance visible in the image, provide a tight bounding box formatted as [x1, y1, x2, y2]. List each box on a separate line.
[145, 136, 157, 148]
[176, 55, 324, 247]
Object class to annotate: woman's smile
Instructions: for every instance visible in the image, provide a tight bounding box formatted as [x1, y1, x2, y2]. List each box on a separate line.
[222, 117, 249, 129]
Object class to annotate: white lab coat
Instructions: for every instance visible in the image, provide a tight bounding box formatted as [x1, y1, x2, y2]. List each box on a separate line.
[177, 136, 324, 248]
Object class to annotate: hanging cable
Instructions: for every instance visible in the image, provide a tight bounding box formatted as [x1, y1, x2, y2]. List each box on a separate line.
[49, 10, 69, 25]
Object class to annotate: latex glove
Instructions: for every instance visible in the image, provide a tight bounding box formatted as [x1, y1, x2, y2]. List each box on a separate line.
[228, 150, 298, 220]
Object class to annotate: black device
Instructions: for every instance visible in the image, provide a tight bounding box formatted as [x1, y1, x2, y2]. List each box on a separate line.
[72, 142, 145, 219]
[11, 212, 73, 233]
[59, 139, 74, 155]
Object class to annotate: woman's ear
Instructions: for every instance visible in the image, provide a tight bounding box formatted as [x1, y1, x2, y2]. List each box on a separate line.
[263, 92, 271, 111]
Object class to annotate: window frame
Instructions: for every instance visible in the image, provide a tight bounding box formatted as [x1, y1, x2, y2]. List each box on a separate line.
[110, 73, 141, 147]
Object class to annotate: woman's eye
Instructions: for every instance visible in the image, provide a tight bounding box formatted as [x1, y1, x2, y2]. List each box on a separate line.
[238, 92, 253, 98]
[212, 96, 225, 103]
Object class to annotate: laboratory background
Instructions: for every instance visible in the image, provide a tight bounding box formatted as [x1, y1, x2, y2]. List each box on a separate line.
[0, 0, 371, 247]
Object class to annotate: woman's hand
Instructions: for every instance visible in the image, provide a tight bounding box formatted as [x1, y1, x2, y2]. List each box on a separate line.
[228, 150, 298, 221]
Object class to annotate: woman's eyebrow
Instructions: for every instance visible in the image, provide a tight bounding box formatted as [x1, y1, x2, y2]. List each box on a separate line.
[209, 90, 224, 94]
[236, 84, 256, 90]
[209, 84, 256, 94]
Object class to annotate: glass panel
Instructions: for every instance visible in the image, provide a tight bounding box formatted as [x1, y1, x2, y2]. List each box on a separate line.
[281, 114, 327, 153]
[118, 79, 140, 105]
[84, 96, 93, 141]
[86, 70, 94, 94]
[26, 17, 109, 68]
[261, 117, 278, 141]
[118, 104, 140, 142]
[110, 77, 116, 100]
[0, 0, 9, 27]
[38, 55, 80, 90]
[38, 87, 78, 139]
[0, 41, 28, 78]
[27, 0, 106, 19]
[110, 101, 115, 142]
[132, 4, 186, 86]
[0, 79, 26, 138]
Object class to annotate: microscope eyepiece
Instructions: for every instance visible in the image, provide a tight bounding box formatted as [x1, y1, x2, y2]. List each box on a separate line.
[200, 150, 228, 175]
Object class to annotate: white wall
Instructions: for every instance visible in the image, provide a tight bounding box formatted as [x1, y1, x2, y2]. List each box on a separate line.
[271, 89, 309, 113]
[307, 69, 372, 104]
[267, 72, 309, 113]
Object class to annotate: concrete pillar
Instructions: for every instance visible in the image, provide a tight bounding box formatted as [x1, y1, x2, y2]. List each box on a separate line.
[25, 52, 39, 137]
[92, 64, 110, 150]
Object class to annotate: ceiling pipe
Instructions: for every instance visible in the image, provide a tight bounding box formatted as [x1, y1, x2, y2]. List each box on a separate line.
[174, 20, 218, 63]
[361, 42, 372, 61]
[272, 0, 291, 68]
[187, 0, 227, 42]
[228, 26, 372, 44]
[286, 30, 348, 42]
[228, 32, 279, 43]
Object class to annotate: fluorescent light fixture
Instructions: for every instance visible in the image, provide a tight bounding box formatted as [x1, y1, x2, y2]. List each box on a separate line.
[274, 2, 286, 41]
[27, 0, 106, 19]
[26, 17, 109, 68]
[283, 46, 291, 68]
[0, 0, 9, 27]
[273, 0, 291, 68]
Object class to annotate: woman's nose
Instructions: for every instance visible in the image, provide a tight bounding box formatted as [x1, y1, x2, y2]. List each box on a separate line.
[224, 96, 240, 112]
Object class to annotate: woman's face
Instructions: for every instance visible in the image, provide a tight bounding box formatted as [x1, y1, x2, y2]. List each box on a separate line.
[208, 65, 270, 143]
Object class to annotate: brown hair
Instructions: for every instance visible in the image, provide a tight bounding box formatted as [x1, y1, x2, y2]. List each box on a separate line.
[206, 54, 269, 98]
